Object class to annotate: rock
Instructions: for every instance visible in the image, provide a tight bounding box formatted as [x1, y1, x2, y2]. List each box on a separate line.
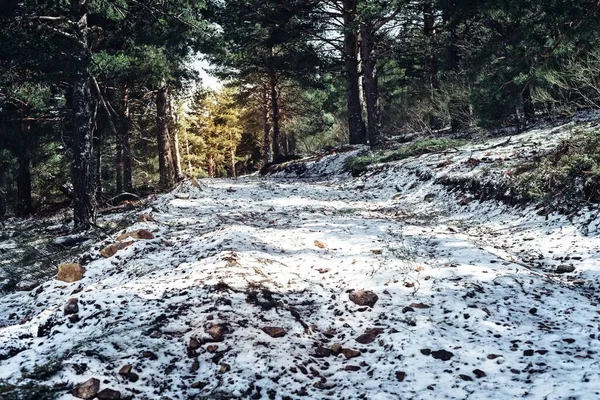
[314, 240, 327, 249]
[64, 298, 79, 315]
[331, 343, 342, 355]
[356, 328, 384, 344]
[402, 306, 415, 313]
[207, 345, 218, 353]
[563, 338, 576, 344]
[128, 373, 139, 383]
[190, 360, 200, 373]
[345, 365, 360, 371]
[420, 349, 431, 356]
[118, 364, 132, 376]
[137, 214, 155, 222]
[459, 374, 473, 381]
[262, 326, 286, 338]
[100, 241, 134, 258]
[556, 265, 576, 274]
[189, 337, 201, 350]
[431, 349, 454, 361]
[395, 371, 406, 382]
[116, 229, 155, 241]
[473, 369, 486, 378]
[191, 381, 208, 389]
[175, 193, 191, 199]
[72, 378, 100, 399]
[529, 307, 537, 315]
[409, 302, 431, 309]
[323, 329, 336, 338]
[142, 351, 158, 360]
[348, 290, 378, 307]
[487, 354, 502, 360]
[313, 346, 331, 358]
[219, 363, 231, 373]
[341, 348, 361, 359]
[69, 314, 80, 323]
[523, 349, 534, 356]
[424, 194, 436, 202]
[370, 249, 383, 255]
[96, 388, 121, 400]
[205, 324, 228, 342]
[57, 263, 86, 283]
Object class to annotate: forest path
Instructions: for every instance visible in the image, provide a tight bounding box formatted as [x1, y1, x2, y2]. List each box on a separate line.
[1, 169, 600, 399]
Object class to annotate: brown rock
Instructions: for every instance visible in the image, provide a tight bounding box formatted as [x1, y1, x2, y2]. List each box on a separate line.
[206, 345, 218, 353]
[57, 263, 86, 283]
[96, 388, 121, 400]
[409, 302, 431, 309]
[190, 360, 200, 373]
[345, 365, 361, 371]
[341, 348, 361, 359]
[142, 351, 158, 360]
[396, 371, 406, 382]
[137, 214, 155, 222]
[100, 241, 134, 258]
[219, 362, 231, 373]
[262, 326, 286, 338]
[459, 374, 473, 381]
[117, 229, 155, 241]
[189, 337, 201, 350]
[191, 381, 208, 389]
[556, 265, 575, 274]
[473, 369, 486, 378]
[330, 343, 342, 355]
[118, 364, 132, 376]
[72, 378, 100, 399]
[313, 346, 331, 358]
[64, 298, 79, 315]
[205, 324, 228, 342]
[356, 328, 384, 344]
[349, 290, 378, 307]
[314, 240, 327, 249]
[69, 314, 80, 323]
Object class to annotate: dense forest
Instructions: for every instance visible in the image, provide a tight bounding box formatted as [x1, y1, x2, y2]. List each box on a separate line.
[1, 0, 599, 230]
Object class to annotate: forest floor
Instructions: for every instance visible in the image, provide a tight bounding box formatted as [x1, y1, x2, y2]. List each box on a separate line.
[2, 117, 600, 399]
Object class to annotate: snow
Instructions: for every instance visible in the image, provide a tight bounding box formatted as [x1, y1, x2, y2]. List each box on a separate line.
[1, 120, 600, 399]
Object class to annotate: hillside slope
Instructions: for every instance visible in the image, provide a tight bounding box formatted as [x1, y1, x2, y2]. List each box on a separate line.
[1, 118, 600, 400]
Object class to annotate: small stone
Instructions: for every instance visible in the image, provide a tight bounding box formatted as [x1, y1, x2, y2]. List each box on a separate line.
[473, 369, 486, 378]
[402, 306, 415, 313]
[395, 371, 406, 382]
[142, 351, 158, 360]
[420, 349, 431, 356]
[523, 349, 534, 356]
[262, 326, 286, 338]
[72, 378, 100, 399]
[314, 240, 328, 249]
[409, 303, 431, 309]
[189, 337, 201, 349]
[100, 241, 134, 258]
[116, 229, 155, 241]
[207, 345, 218, 353]
[219, 362, 230, 373]
[69, 314, 80, 323]
[118, 365, 132, 376]
[487, 354, 502, 360]
[205, 324, 228, 342]
[556, 265, 576, 274]
[356, 328, 384, 344]
[149, 330, 162, 339]
[431, 349, 454, 361]
[370, 249, 383, 255]
[96, 388, 121, 400]
[165, 365, 176, 375]
[341, 348, 361, 359]
[323, 329, 336, 338]
[191, 381, 208, 389]
[128, 373, 139, 383]
[190, 360, 200, 373]
[459, 374, 473, 381]
[331, 343, 342, 355]
[345, 365, 361, 371]
[57, 263, 86, 283]
[529, 308, 537, 315]
[313, 346, 331, 358]
[348, 290, 378, 307]
[64, 298, 79, 315]
[563, 338, 576, 344]
[536, 349, 548, 355]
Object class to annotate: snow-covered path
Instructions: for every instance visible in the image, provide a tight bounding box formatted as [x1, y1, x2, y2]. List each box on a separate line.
[2, 154, 600, 399]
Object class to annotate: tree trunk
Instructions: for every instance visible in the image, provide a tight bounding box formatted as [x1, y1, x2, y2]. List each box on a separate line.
[16, 104, 33, 216]
[443, 0, 466, 132]
[230, 147, 236, 178]
[168, 96, 183, 181]
[269, 70, 282, 163]
[523, 85, 535, 120]
[94, 118, 102, 199]
[360, 23, 382, 149]
[122, 89, 133, 192]
[71, 0, 95, 230]
[262, 85, 272, 165]
[116, 132, 123, 193]
[156, 86, 175, 189]
[343, 0, 367, 145]
[207, 154, 214, 178]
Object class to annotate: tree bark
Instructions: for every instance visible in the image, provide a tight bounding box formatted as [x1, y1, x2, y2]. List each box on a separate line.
[342, 0, 367, 145]
[207, 154, 214, 178]
[360, 23, 382, 149]
[269, 70, 282, 163]
[262, 84, 272, 165]
[71, 0, 96, 230]
[168, 96, 183, 181]
[122, 88, 133, 192]
[16, 104, 33, 216]
[522, 85, 535, 120]
[230, 147, 236, 178]
[156, 86, 175, 189]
